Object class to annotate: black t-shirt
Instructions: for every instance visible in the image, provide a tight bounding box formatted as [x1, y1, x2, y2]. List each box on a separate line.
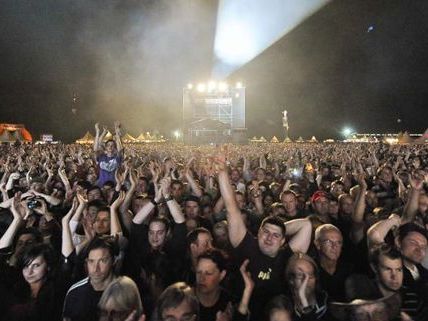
[199, 289, 233, 321]
[318, 260, 353, 302]
[233, 231, 293, 321]
[63, 277, 103, 321]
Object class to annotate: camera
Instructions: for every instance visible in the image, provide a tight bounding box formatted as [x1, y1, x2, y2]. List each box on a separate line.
[27, 198, 41, 209]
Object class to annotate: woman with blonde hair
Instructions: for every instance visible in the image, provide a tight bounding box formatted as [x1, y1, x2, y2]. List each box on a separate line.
[98, 276, 145, 321]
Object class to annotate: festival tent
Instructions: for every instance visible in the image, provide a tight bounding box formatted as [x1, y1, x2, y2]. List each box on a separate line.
[136, 133, 146, 142]
[122, 133, 137, 143]
[308, 136, 318, 143]
[283, 137, 293, 143]
[0, 123, 32, 143]
[259, 136, 267, 142]
[270, 136, 279, 143]
[397, 132, 412, 144]
[414, 128, 428, 144]
[103, 131, 114, 141]
[296, 136, 305, 143]
[75, 131, 94, 144]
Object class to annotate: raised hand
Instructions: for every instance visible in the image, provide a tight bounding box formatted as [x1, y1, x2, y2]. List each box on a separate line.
[240, 259, 254, 292]
[409, 174, 424, 191]
[215, 302, 233, 321]
[111, 191, 126, 210]
[213, 153, 227, 173]
[160, 177, 172, 198]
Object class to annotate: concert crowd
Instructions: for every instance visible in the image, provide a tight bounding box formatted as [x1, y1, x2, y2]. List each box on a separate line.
[0, 122, 427, 321]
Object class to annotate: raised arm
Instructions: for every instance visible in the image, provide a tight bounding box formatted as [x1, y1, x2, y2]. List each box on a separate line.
[185, 167, 203, 198]
[160, 177, 185, 224]
[114, 121, 123, 154]
[350, 173, 367, 244]
[0, 196, 23, 249]
[110, 191, 125, 236]
[31, 189, 61, 206]
[284, 218, 312, 253]
[62, 198, 78, 258]
[401, 176, 424, 224]
[119, 168, 137, 232]
[367, 214, 401, 248]
[132, 181, 162, 224]
[216, 154, 247, 247]
[237, 259, 254, 316]
[93, 122, 101, 152]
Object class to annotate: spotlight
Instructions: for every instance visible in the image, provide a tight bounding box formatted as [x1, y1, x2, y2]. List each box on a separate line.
[197, 83, 206, 92]
[187, 83, 193, 89]
[342, 127, 353, 137]
[236, 82, 243, 89]
[218, 82, 228, 92]
[208, 81, 217, 92]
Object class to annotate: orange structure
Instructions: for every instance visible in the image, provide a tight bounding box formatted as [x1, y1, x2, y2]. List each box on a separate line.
[0, 123, 33, 142]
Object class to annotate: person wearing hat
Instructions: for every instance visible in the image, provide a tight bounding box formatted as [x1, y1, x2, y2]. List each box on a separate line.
[311, 191, 331, 223]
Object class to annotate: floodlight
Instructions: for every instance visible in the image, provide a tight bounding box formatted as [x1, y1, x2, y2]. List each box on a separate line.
[218, 82, 228, 92]
[236, 82, 243, 88]
[187, 83, 193, 89]
[197, 83, 206, 92]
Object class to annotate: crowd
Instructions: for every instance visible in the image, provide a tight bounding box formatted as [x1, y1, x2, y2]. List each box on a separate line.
[0, 122, 427, 321]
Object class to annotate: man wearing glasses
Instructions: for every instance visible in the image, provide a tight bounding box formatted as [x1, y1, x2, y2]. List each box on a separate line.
[314, 224, 353, 301]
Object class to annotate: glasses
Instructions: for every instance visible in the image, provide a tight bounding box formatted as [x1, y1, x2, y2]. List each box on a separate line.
[321, 239, 343, 247]
[99, 309, 131, 321]
[163, 314, 196, 321]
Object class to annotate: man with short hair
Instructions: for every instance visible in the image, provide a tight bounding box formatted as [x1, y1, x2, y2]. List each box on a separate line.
[63, 237, 117, 321]
[154, 282, 199, 321]
[184, 195, 211, 230]
[216, 154, 312, 320]
[368, 219, 428, 320]
[314, 224, 353, 301]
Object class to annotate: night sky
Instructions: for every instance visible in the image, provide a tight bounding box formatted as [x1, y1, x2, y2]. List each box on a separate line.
[1, 0, 427, 142]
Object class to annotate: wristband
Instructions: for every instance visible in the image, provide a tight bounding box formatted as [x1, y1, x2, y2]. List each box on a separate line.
[150, 199, 158, 206]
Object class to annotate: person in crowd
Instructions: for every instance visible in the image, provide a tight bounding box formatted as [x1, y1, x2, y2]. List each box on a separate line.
[215, 152, 312, 320]
[264, 295, 294, 321]
[93, 122, 123, 187]
[194, 249, 253, 321]
[314, 224, 353, 301]
[0, 129, 428, 321]
[97, 276, 145, 321]
[368, 217, 428, 321]
[285, 253, 329, 321]
[152, 282, 199, 321]
[63, 236, 118, 321]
